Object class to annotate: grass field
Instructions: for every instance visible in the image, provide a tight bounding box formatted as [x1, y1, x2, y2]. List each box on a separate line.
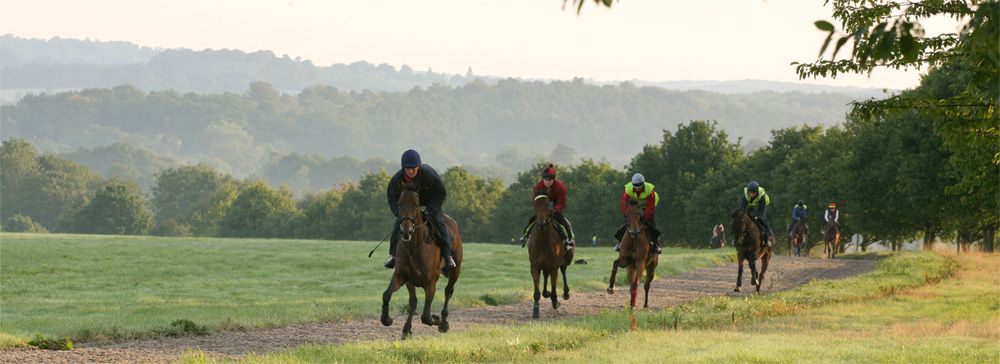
[0, 232, 733, 347]
[188, 251, 1000, 363]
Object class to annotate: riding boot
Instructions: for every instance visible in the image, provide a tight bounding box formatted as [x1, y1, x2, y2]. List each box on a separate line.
[519, 216, 536, 247]
[614, 242, 621, 252]
[384, 229, 399, 269]
[439, 240, 457, 269]
[654, 240, 662, 254]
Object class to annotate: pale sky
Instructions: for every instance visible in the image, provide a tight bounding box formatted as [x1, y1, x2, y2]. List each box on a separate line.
[2, 0, 959, 89]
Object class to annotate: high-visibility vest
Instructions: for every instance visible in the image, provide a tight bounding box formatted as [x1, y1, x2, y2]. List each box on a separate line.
[625, 182, 660, 207]
[743, 186, 770, 207]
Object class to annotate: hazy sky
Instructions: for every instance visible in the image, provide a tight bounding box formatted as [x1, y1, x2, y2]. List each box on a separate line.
[3, 0, 959, 89]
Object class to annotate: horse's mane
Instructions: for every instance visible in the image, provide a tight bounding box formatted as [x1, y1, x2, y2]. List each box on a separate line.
[626, 198, 639, 207]
[402, 182, 419, 192]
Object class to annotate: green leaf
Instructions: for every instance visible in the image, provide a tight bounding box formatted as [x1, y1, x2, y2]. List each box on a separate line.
[819, 32, 835, 59]
[832, 36, 851, 61]
[814, 20, 835, 32]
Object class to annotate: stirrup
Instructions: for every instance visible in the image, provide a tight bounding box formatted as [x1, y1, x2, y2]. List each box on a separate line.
[383, 256, 395, 269]
[444, 255, 457, 269]
[614, 243, 621, 252]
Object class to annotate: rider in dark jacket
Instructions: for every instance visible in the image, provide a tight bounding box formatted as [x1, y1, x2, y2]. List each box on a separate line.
[384, 149, 456, 269]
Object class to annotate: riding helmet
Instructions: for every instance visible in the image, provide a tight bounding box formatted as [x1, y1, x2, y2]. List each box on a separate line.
[401, 149, 421, 168]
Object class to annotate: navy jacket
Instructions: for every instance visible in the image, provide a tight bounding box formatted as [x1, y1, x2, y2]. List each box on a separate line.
[386, 164, 446, 217]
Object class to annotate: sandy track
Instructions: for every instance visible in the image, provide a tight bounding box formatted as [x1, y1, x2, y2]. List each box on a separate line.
[1, 256, 875, 363]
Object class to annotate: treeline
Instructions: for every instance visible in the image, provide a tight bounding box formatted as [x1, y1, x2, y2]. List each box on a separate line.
[1, 35, 475, 93]
[1, 79, 859, 178]
[2, 64, 994, 251]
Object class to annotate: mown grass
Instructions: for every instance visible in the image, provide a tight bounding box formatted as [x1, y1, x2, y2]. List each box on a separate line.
[0, 232, 732, 347]
[188, 251, 999, 363]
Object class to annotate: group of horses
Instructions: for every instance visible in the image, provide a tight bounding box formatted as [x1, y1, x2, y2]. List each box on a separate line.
[378, 182, 839, 339]
[788, 218, 842, 259]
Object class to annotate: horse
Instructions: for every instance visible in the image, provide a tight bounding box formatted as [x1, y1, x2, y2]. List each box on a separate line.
[730, 208, 771, 293]
[607, 199, 658, 309]
[823, 221, 841, 259]
[527, 194, 573, 319]
[788, 218, 808, 257]
[380, 183, 463, 339]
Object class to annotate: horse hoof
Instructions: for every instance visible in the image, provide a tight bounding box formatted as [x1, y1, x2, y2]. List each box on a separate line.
[431, 314, 441, 325]
[752, 278, 760, 286]
[438, 321, 450, 333]
[607, 287, 615, 295]
[553, 301, 560, 310]
[542, 290, 550, 298]
[563, 292, 570, 300]
[734, 287, 741, 292]
[532, 308, 540, 319]
[401, 331, 412, 340]
[421, 315, 435, 326]
[381, 316, 393, 327]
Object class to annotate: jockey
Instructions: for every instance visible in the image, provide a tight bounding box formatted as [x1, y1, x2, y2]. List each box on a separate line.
[519, 163, 576, 250]
[614, 173, 662, 254]
[787, 199, 808, 236]
[384, 149, 456, 270]
[740, 180, 773, 247]
[824, 202, 840, 227]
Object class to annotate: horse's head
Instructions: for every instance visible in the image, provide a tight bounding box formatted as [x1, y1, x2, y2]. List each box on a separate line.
[624, 198, 643, 239]
[532, 193, 551, 225]
[729, 207, 750, 241]
[397, 183, 424, 243]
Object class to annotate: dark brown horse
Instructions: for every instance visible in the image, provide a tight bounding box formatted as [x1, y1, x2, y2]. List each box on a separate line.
[380, 184, 463, 339]
[527, 194, 573, 319]
[788, 218, 808, 257]
[607, 199, 658, 309]
[731, 208, 771, 293]
[824, 221, 841, 259]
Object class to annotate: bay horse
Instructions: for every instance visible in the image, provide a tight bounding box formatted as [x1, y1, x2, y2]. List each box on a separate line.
[607, 199, 658, 309]
[527, 194, 573, 319]
[788, 218, 808, 257]
[380, 183, 463, 339]
[731, 208, 771, 293]
[824, 221, 841, 259]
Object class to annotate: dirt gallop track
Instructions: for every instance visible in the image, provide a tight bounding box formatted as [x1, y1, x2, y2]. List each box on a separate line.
[2, 256, 875, 363]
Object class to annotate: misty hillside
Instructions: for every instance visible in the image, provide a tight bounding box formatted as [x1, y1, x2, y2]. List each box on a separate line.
[2, 35, 887, 97]
[3, 80, 859, 182]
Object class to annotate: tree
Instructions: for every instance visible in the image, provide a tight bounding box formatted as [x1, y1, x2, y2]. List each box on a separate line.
[219, 181, 300, 238]
[0, 139, 40, 223]
[3, 214, 49, 233]
[295, 187, 345, 239]
[152, 164, 234, 233]
[328, 171, 394, 240]
[71, 181, 154, 235]
[442, 167, 504, 242]
[797, 0, 998, 250]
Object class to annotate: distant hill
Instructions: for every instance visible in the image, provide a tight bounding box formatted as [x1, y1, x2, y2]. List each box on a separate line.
[630, 79, 891, 99]
[2, 80, 861, 182]
[3, 35, 888, 99]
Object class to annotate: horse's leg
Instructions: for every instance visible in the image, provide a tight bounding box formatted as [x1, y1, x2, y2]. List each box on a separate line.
[380, 273, 404, 326]
[531, 265, 542, 319]
[438, 274, 457, 333]
[749, 257, 760, 292]
[643, 258, 657, 308]
[734, 256, 744, 292]
[757, 251, 770, 294]
[607, 259, 621, 294]
[628, 261, 641, 308]
[542, 270, 551, 299]
[401, 283, 417, 339]
[420, 282, 438, 326]
[560, 262, 570, 300]
[549, 268, 560, 311]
